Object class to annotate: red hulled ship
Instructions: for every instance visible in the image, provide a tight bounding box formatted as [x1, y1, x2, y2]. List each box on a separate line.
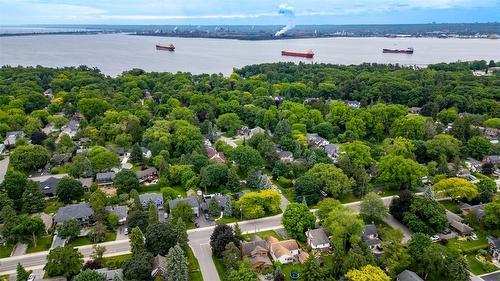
[382, 47, 414, 54]
[156, 44, 175, 51]
[281, 50, 314, 58]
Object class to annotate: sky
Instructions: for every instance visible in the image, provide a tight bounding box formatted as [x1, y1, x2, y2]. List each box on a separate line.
[1, 0, 499, 25]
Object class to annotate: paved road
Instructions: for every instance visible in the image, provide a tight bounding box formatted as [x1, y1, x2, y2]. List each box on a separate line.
[0, 156, 9, 183]
[0, 194, 410, 280]
[479, 270, 500, 281]
[219, 136, 238, 148]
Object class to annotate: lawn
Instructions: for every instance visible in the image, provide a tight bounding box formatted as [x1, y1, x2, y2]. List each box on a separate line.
[243, 230, 283, 241]
[212, 256, 226, 280]
[439, 199, 461, 214]
[102, 253, 131, 269]
[446, 235, 488, 253]
[67, 232, 117, 247]
[26, 236, 53, 253]
[0, 244, 14, 258]
[44, 198, 63, 214]
[465, 254, 498, 275]
[281, 263, 303, 281]
[339, 193, 361, 204]
[279, 187, 296, 203]
[188, 247, 204, 281]
[216, 216, 239, 224]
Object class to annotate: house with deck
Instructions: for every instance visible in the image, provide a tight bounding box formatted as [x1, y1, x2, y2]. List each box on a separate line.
[267, 236, 300, 264]
[305, 228, 331, 251]
[362, 224, 382, 254]
[240, 235, 273, 272]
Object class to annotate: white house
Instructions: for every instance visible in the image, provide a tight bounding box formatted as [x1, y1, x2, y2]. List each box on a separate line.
[267, 236, 299, 264]
[305, 228, 331, 251]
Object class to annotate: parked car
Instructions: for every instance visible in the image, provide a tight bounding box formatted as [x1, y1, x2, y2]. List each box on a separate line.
[442, 228, 451, 235]
[431, 235, 440, 242]
[124, 227, 128, 235]
[27, 274, 36, 281]
[471, 232, 478, 240]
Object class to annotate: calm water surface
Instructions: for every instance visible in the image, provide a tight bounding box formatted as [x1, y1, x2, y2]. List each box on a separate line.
[1, 33, 499, 76]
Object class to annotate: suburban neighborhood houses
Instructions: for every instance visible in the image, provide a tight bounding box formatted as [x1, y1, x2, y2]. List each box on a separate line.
[0, 61, 499, 281]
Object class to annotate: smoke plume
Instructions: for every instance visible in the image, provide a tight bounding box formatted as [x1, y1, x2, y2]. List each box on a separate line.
[275, 4, 295, 36]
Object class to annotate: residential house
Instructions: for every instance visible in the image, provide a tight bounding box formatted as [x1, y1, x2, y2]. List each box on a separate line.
[346, 100, 361, 108]
[37, 177, 60, 197]
[52, 153, 72, 165]
[465, 158, 483, 173]
[207, 147, 226, 163]
[43, 89, 54, 100]
[274, 95, 284, 105]
[362, 224, 382, 254]
[140, 193, 164, 210]
[136, 167, 159, 183]
[306, 133, 329, 148]
[151, 255, 167, 278]
[397, 270, 424, 281]
[304, 98, 320, 104]
[267, 236, 300, 264]
[96, 268, 123, 281]
[460, 203, 486, 221]
[448, 219, 473, 236]
[141, 147, 152, 158]
[483, 155, 500, 167]
[54, 203, 94, 226]
[168, 197, 199, 217]
[79, 177, 93, 192]
[60, 119, 79, 139]
[305, 228, 331, 251]
[408, 107, 422, 114]
[483, 127, 500, 140]
[240, 235, 273, 272]
[202, 194, 228, 214]
[297, 251, 310, 263]
[106, 146, 125, 157]
[486, 236, 500, 261]
[3, 131, 25, 147]
[105, 206, 128, 225]
[324, 144, 341, 162]
[96, 172, 115, 188]
[277, 150, 294, 163]
[240, 126, 265, 139]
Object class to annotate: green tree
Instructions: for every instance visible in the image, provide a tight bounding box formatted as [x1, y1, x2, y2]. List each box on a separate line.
[433, 177, 478, 201]
[302, 255, 325, 281]
[130, 143, 143, 164]
[483, 118, 500, 129]
[306, 163, 354, 198]
[114, 170, 139, 194]
[171, 218, 189, 253]
[210, 224, 239, 257]
[233, 223, 244, 241]
[436, 108, 458, 124]
[145, 223, 176, 256]
[226, 262, 259, 281]
[170, 201, 194, 224]
[391, 115, 427, 140]
[10, 145, 50, 172]
[200, 163, 229, 191]
[2, 170, 28, 203]
[56, 176, 84, 203]
[44, 246, 83, 278]
[216, 113, 242, 135]
[425, 134, 461, 161]
[376, 155, 426, 190]
[323, 203, 364, 253]
[341, 141, 373, 167]
[407, 233, 432, 262]
[282, 203, 315, 241]
[466, 136, 492, 159]
[148, 202, 159, 225]
[87, 146, 120, 173]
[380, 235, 411, 277]
[231, 145, 263, 175]
[21, 180, 45, 213]
[484, 197, 500, 230]
[89, 222, 107, 243]
[77, 98, 111, 120]
[226, 166, 241, 191]
[57, 219, 81, 240]
[127, 210, 149, 232]
[73, 269, 106, 281]
[222, 242, 241, 271]
[122, 251, 154, 281]
[235, 190, 281, 219]
[208, 196, 221, 219]
[360, 192, 388, 223]
[403, 196, 447, 235]
[294, 174, 321, 205]
[90, 244, 106, 264]
[166, 244, 188, 281]
[14, 215, 45, 247]
[129, 226, 145, 255]
[16, 263, 31, 281]
[0, 193, 14, 218]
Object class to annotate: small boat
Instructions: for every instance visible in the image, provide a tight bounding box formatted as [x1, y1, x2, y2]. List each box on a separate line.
[156, 44, 175, 51]
[383, 48, 414, 54]
[281, 50, 314, 58]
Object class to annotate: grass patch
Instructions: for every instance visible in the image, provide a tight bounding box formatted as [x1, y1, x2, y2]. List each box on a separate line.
[26, 236, 52, 253]
[216, 216, 239, 224]
[0, 244, 14, 258]
[212, 256, 226, 280]
[278, 187, 296, 203]
[102, 253, 131, 269]
[439, 199, 461, 214]
[44, 198, 63, 214]
[465, 254, 497, 275]
[234, 140, 243, 146]
[187, 247, 203, 281]
[339, 193, 361, 204]
[377, 189, 402, 197]
[281, 263, 303, 281]
[446, 235, 488, 253]
[243, 230, 283, 241]
[67, 232, 117, 247]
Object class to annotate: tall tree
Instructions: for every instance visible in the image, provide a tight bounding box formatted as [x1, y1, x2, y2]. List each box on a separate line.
[57, 219, 81, 240]
[14, 215, 45, 247]
[360, 192, 388, 223]
[166, 244, 189, 281]
[144, 223, 176, 256]
[129, 226, 145, 255]
[147, 202, 159, 225]
[73, 269, 106, 281]
[44, 246, 83, 278]
[122, 251, 154, 281]
[16, 263, 31, 281]
[210, 224, 239, 257]
[433, 177, 478, 201]
[21, 180, 45, 213]
[171, 218, 189, 253]
[2, 170, 27, 204]
[222, 242, 241, 271]
[56, 176, 84, 203]
[376, 155, 426, 190]
[306, 163, 354, 198]
[282, 203, 316, 241]
[114, 170, 139, 194]
[302, 255, 325, 281]
[129, 143, 143, 164]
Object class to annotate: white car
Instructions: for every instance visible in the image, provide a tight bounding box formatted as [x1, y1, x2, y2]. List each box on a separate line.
[471, 233, 478, 240]
[27, 274, 36, 281]
[431, 235, 440, 242]
[124, 227, 128, 235]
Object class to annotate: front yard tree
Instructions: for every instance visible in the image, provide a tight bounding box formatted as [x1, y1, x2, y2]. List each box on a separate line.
[147, 202, 159, 225]
[122, 251, 154, 281]
[166, 244, 188, 281]
[57, 219, 81, 240]
[87, 146, 120, 173]
[376, 155, 426, 190]
[129, 226, 145, 255]
[210, 224, 239, 257]
[170, 201, 194, 223]
[360, 192, 388, 223]
[433, 177, 478, 201]
[231, 145, 263, 175]
[114, 170, 139, 194]
[171, 218, 189, 253]
[208, 196, 221, 218]
[21, 180, 45, 213]
[306, 163, 354, 199]
[127, 209, 149, 232]
[323, 203, 364, 253]
[10, 145, 50, 172]
[145, 223, 176, 256]
[74, 269, 106, 281]
[16, 263, 31, 281]
[89, 222, 107, 243]
[403, 196, 447, 235]
[294, 174, 321, 205]
[222, 242, 241, 271]
[2, 170, 27, 203]
[0, 193, 13, 216]
[56, 176, 84, 203]
[44, 246, 83, 278]
[200, 163, 229, 191]
[345, 264, 390, 281]
[282, 203, 315, 241]
[14, 215, 45, 247]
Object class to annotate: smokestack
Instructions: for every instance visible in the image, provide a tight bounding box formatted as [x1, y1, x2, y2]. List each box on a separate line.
[275, 4, 295, 37]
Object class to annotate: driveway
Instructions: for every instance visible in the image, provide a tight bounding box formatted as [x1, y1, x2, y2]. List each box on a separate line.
[11, 244, 27, 256]
[0, 156, 9, 184]
[116, 226, 128, 240]
[219, 136, 237, 148]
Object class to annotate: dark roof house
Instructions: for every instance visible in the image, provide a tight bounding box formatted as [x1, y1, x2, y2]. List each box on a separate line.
[168, 197, 199, 216]
[54, 202, 94, 225]
[397, 270, 424, 281]
[105, 206, 128, 224]
[38, 177, 60, 197]
[140, 193, 164, 209]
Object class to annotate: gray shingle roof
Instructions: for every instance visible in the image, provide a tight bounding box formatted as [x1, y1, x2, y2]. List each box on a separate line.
[136, 167, 158, 179]
[140, 193, 164, 207]
[397, 270, 424, 281]
[38, 177, 60, 196]
[105, 206, 128, 220]
[54, 203, 94, 224]
[168, 197, 199, 210]
[96, 172, 115, 182]
[306, 228, 329, 246]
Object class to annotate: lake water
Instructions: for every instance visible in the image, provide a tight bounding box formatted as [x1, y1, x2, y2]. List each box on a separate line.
[1, 33, 499, 76]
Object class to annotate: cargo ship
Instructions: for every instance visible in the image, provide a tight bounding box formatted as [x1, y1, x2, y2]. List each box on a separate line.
[281, 50, 314, 58]
[156, 44, 175, 51]
[382, 48, 414, 54]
